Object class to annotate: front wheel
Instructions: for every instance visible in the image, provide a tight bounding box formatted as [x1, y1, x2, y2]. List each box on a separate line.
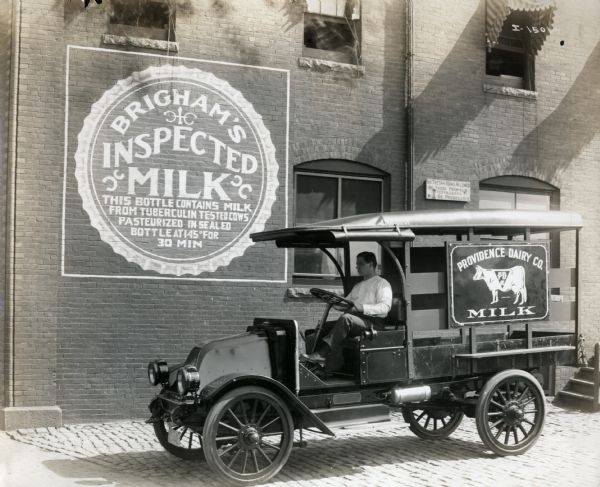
[476, 369, 546, 456]
[153, 419, 204, 461]
[202, 386, 294, 485]
[402, 405, 464, 439]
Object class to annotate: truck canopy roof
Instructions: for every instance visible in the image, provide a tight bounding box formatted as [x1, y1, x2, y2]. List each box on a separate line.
[250, 209, 583, 248]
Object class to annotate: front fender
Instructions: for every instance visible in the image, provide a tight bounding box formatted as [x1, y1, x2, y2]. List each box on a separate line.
[199, 373, 334, 437]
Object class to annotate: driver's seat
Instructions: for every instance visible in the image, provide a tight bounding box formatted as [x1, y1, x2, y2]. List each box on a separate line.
[303, 297, 406, 378]
[383, 297, 405, 329]
[333, 297, 406, 378]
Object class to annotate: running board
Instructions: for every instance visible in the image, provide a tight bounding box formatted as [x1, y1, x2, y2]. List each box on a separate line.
[312, 403, 390, 429]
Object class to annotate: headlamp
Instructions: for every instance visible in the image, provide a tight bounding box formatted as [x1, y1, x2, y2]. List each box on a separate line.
[176, 366, 200, 395]
[147, 360, 169, 386]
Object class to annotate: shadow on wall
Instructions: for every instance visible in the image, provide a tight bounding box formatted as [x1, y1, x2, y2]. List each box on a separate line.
[510, 41, 600, 175]
[280, 0, 305, 32]
[414, 2, 489, 165]
[356, 0, 404, 181]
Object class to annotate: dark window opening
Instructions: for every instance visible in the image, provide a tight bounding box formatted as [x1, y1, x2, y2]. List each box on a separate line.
[486, 11, 533, 89]
[302, 1, 361, 65]
[108, 0, 174, 41]
[304, 15, 355, 53]
[487, 48, 525, 78]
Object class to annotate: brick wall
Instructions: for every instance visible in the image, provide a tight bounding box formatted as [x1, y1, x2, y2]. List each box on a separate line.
[0, 0, 11, 408]
[6, 0, 406, 422]
[412, 0, 600, 355]
[4, 0, 599, 424]
[10, 0, 63, 409]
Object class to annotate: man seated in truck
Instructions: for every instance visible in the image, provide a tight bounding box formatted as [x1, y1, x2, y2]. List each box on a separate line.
[302, 251, 393, 370]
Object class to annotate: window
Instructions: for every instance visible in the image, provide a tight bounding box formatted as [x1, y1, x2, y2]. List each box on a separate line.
[108, 0, 174, 41]
[303, 0, 361, 64]
[479, 176, 559, 266]
[485, 0, 556, 93]
[294, 160, 387, 280]
[479, 189, 550, 211]
[486, 11, 534, 90]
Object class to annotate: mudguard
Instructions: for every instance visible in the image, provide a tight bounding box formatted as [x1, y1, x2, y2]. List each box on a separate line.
[199, 373, 334, 436]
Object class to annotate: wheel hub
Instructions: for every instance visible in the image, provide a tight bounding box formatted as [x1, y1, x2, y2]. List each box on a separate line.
[240, 426, 260, 449]
[504, 402, 524, 426]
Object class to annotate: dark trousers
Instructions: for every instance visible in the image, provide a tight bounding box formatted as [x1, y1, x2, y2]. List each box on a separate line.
[316, 313, 385, 371]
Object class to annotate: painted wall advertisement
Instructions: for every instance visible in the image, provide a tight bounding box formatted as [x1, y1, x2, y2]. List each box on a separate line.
[63, 47, 288, 280]
[447, 242, 549, 326]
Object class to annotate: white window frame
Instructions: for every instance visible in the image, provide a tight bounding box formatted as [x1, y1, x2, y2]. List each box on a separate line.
[305, 0, 360, 19]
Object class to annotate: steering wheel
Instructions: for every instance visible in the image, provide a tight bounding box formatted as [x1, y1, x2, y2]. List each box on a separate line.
[310, 288, 354, 312]
[307, 288, 354, 354]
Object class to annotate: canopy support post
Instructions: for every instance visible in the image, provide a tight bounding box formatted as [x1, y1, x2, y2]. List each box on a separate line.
[343, 242, 352, 296]
[320, 247, 346, 286]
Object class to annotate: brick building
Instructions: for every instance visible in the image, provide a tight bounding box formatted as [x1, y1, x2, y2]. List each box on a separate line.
[0, 0, 598, 429]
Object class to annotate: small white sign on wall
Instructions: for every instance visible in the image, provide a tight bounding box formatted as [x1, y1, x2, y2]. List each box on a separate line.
[426, 178, 471, 202]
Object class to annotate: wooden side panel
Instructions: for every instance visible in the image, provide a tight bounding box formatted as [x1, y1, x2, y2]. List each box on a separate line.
[409, 272, 445, 293]
[411, 334, 576, 380]
[410, 308, 446, 330]
[550, 301, 576, 321]
[549, 267, 577, 288]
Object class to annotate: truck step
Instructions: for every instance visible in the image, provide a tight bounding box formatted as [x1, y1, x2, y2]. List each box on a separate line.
[313, 403, 390, 429]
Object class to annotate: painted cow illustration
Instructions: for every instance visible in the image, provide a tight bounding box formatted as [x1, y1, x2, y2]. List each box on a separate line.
[473, 265, 527, 305]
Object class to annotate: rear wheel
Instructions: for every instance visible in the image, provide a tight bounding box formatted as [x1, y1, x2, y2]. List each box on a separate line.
[476, 369, 545, 456]
[203, 386, 294, 485]
[153, 419, 204, 461]
[402, 405, 464, 439]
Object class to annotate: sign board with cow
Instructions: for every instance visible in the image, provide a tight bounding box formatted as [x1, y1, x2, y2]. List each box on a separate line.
[448, 242, 549, 327]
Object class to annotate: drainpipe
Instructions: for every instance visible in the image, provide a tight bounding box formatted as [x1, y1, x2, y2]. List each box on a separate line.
[405, 0, 415, 210]
[5, 0, 21, 409]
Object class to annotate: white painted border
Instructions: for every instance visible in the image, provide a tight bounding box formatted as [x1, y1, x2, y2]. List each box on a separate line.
[62, 45, 289, 283]
[69, 45, 290, 73]
[61, 46, 71, 278]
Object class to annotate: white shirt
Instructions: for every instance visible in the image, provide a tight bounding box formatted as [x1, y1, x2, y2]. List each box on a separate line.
[346, 275, 393, 318]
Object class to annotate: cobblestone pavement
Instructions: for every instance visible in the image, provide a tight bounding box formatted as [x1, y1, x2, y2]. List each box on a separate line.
[3, 401, 600, 487]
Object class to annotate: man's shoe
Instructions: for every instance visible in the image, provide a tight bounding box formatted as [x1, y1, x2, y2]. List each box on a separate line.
[300, 352, 326, 364]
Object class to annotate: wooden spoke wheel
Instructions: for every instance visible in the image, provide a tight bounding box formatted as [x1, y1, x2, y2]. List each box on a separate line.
[476, 370, 546, 456]
[203, 386, 294, 485]
[402, 405, 464, 439]
[153, 419, 204, 461]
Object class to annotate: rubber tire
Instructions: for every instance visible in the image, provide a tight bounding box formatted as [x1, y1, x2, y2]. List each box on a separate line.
[402, 406, 464, 439]
[476, 369, 545, 456]
[203, 385, 294, 486]
[153, 419, 205, 461]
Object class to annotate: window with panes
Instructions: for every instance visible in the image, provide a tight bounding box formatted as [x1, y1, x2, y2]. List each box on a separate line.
[479, 176, 560, 267]
[294, 162, 387, 280]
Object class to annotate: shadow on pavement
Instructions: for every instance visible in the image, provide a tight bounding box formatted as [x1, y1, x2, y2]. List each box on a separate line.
[42, 433, 488, 486]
